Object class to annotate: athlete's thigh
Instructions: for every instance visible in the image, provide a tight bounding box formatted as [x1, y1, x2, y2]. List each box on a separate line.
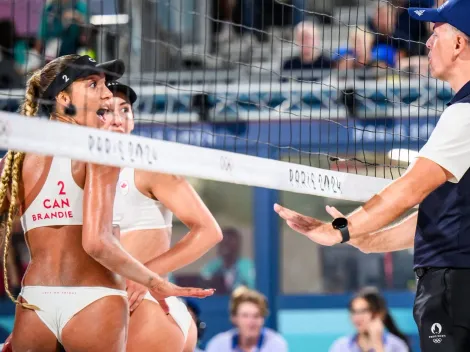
[182, 319, 198, 352]
[60, 295, 128, 352]
[12, 302, 60, 352]
[127, 300, 185, 352]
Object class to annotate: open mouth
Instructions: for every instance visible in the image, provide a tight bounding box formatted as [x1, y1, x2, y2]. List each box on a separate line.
[96, 108, 109, 121]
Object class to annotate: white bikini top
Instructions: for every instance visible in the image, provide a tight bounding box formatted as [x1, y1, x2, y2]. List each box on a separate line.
[20, 157, 84, 233]
[113, 167, 173, 233]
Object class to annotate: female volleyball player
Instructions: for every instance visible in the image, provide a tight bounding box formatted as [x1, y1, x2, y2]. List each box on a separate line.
[104, 81, 223, 352]
[0, 55, 213, 352]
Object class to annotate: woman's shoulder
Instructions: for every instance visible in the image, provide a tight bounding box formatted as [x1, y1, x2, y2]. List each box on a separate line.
[329, 335, 353, 352]
[386, 333, 409, 350]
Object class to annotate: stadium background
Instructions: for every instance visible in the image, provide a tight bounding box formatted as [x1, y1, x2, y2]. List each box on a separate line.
[0, 0, 450, 351]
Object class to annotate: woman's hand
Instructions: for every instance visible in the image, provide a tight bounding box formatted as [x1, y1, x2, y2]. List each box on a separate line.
[126, 280, 148, 313]
[148, 276, 215, 313]
[368, 317, 385, 352]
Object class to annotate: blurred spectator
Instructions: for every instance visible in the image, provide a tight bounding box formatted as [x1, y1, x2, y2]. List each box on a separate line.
[0, 20, 23, 89]
[370, 44, 398, 69]
[200, 227, 255, 294]
[283, 21, 333, 70]
[340, 26, 375, 68]
[212, 0, 236, 36]
[333, 47, 356, 71]
[368, 1, 408, 60]
[394, 1, 431, 58]
[34, 0, 89, 59]
[335, 28, 398, 73]
[329, 287, 410, 352]
[205, 286, 288, 352]
[335, 1, 404, 70]
[232, 0, 296, 41]
[396, 0, 445, 76]
[185, 299, 207, 352]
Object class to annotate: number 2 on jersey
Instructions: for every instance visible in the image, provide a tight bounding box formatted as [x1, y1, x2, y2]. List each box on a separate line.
[57, 181, 66, 195]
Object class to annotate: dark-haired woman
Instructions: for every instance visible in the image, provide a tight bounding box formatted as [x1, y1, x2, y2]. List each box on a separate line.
[329, 287, 409, 352]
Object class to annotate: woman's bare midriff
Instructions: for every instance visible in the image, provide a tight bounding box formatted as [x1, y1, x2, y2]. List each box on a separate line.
[19, 154, 124, 290]
[23, 226, 123, 289]
[120, 228, 171, 271]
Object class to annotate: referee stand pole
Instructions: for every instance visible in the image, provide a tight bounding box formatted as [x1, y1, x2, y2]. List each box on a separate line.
[254, 147, 280, 331]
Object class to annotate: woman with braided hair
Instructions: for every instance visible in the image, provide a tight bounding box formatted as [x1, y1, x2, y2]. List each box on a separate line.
[0, 55, 214, 352]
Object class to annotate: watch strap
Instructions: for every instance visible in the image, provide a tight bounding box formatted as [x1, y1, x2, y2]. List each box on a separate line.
[339, 226, 350, 243]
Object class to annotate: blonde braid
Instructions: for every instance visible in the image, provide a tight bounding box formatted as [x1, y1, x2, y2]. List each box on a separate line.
[20, 71, 40, 118]
[2, 152, 38, 310]
[0, 71, 41, 310]
[0, 152, 14, 209]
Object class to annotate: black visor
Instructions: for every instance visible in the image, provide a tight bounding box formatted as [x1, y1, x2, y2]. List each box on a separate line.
[41, 55, 125, 102]
[106, 81, 137, 105]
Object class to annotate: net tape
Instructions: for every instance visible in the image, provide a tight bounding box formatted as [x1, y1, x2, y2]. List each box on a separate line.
[0, 111, 391, 202]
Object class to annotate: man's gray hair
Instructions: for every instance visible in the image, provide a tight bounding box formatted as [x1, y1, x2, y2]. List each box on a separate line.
[450, 25, 470, 42]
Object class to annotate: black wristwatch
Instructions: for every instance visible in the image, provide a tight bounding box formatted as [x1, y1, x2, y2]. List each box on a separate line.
[332, 217, 350, 243]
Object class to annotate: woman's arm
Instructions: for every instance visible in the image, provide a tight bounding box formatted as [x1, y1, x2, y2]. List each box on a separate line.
[82, 164, 215, 302]
[141, 171, 223, 276]
[81, 163, 162, 287]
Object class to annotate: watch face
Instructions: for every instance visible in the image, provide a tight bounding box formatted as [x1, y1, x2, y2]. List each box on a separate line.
[333, 217, 348, 229]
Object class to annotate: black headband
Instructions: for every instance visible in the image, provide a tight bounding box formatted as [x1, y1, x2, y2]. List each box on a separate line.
[106, 81, 137, 105]
[41, 55, 125, 103]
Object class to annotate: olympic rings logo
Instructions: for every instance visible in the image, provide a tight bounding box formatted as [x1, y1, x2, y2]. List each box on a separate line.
[433, 338, 442, 344]
[220, 156, 233, 172]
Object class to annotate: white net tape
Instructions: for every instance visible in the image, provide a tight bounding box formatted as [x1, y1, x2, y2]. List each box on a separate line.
[0, 111, 391, 202]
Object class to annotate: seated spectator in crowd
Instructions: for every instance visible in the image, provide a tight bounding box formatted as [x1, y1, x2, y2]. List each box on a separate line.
[367, 1, 409, 60]
[34, 0, 89, 60]
[205, 286, 288, 352]
[201, 227, 255, 294]
[370, 44, 397, 70]
[334, 31, 398, 73]
[185, 299, 207, 352]
[333, 47, 356, 71]
[336, 26, 375, 68]
[396, 0, 445, 76]
[329, 287, 409, 352]
[283, 21, 332, 71]
[0, 20, 23, 89]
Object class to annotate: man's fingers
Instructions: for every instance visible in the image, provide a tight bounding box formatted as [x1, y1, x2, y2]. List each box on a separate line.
[275, 203, 321, 229]
[287, 220, 309, 235]
[326, 205, 344, 218]
[274, 203, 303, 221]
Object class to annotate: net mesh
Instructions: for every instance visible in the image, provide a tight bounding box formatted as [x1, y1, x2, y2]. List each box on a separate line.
[0, 0, 448, 200]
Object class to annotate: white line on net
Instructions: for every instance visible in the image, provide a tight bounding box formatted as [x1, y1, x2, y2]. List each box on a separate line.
[0, 111, 391, 202]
